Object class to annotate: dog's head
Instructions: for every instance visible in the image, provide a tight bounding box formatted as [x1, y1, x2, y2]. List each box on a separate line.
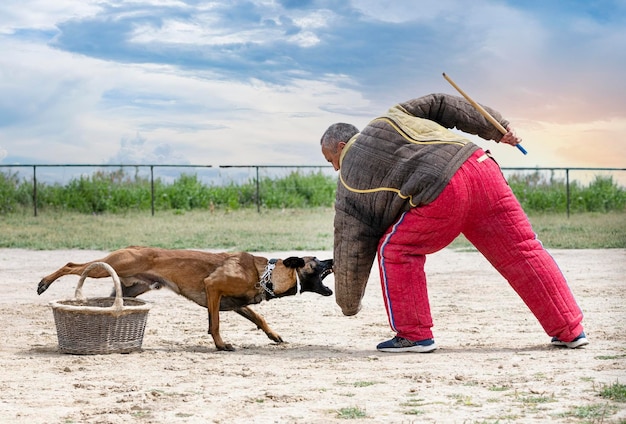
[278, 256, 333, 297]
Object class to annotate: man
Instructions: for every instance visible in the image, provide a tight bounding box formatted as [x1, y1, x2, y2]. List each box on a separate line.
[320, 93, 587, 353]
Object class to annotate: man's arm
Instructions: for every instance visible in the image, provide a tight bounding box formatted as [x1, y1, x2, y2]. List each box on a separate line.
[398, 93, 510, 142]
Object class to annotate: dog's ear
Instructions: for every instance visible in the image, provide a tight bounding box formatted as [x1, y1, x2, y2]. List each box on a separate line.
[282, 257, 305, 269]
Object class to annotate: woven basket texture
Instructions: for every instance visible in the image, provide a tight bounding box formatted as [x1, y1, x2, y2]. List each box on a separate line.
[50, 262, 151, 355]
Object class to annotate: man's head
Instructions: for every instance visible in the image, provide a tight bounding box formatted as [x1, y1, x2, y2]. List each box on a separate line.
[320, 123, 359, 171]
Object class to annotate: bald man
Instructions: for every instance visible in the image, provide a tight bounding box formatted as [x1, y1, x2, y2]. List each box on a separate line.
[321, 93, 587, 352]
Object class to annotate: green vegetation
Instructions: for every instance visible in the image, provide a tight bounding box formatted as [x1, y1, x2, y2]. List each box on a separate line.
[557, 381, 625, 422]
[335, 406, 368, 419]
[0, 209, 334, 251]
[1, 168, 624, 250]
[1, 209, 624, 250]
[599, 381, 626, 402]
[1, 168, 625, 215]
[509, 172, 626, 213]
[0, 168, 336, 214]
[427, 211, 625, 250]
[560, 403, 618, 421]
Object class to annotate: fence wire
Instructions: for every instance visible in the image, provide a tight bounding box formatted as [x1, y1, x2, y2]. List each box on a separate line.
[1, 164, 625, 217]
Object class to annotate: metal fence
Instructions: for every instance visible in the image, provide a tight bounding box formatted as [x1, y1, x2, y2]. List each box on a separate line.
[1, 164, 625, 217]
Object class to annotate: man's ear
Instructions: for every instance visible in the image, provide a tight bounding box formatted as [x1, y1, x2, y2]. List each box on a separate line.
[282, 257, 305, 269]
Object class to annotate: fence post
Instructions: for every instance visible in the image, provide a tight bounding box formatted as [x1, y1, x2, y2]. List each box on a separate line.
[150, 166, 155, 216]
[33, 165, 38, 217]
[1, 164, 623, 217]
[256, 166, 260, 213]
[566, 169, 570, 219]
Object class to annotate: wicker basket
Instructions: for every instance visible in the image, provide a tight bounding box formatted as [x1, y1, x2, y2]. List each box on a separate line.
[50, 262, 151, 355]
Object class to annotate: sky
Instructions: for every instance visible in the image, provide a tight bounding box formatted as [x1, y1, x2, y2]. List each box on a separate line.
[1, 0, 625, 176]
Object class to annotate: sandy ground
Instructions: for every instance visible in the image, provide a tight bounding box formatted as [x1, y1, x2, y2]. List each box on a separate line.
[0, 247, 624, 424]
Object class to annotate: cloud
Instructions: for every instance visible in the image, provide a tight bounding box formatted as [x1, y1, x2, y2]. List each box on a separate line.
[0, 0, 624, 177]
[0, 0, 101, 34]
[106, 132, 191, 165]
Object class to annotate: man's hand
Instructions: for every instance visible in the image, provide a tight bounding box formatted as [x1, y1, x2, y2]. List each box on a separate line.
[500, 125, 523, 147]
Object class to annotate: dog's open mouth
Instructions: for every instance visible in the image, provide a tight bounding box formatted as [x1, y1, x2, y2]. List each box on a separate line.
[320, 268, 333, 280]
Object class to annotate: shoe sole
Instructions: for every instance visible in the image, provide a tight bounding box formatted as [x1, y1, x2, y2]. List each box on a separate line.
[377, 343, 438, 353]
[551, 338, 589, 349]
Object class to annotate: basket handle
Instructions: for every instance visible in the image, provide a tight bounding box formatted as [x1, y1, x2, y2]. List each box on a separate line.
[76, 262, 124, 311]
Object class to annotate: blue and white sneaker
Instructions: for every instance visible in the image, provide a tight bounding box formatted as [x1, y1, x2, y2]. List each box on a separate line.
[376, 336, 437, 353]
[551, 332, 589, 348]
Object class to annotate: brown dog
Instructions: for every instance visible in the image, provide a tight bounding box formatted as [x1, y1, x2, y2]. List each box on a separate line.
[37, 246, 333, 351]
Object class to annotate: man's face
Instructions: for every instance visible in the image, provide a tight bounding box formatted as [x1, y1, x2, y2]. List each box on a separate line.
[322, 141, 345, 171]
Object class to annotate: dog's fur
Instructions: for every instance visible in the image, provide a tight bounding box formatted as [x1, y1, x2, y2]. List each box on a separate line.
[37, 246, 333, 351]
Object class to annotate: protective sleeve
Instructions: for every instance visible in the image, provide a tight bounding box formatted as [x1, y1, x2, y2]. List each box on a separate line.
[332, 197, 381, 316]
[398, 93, 510, 142]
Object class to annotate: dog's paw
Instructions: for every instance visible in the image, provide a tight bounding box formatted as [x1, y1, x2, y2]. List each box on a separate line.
[37, 280, 50, 295]
[216, 343, 235, 352]
[267, 333, 283, 343]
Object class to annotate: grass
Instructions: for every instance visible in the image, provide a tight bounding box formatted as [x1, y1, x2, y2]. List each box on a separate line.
[599, 381, 626, 402]
[0, 208, 334, 251]
[335, 406, 368, 419]
[351, 381, 378, 388]
[0, 208, 624, 251]
[525, 212, 626, 248]
[554, 382, 626, 422]
[488, 385, 511, 392]
[440, 211, 626, 250]
[449, 394, 482, 407]
[596, 354, 626, 360]
[560, 403, 618, 421]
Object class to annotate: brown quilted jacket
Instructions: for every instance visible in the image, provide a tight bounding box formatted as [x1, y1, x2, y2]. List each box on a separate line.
[333, 93, 510, 315]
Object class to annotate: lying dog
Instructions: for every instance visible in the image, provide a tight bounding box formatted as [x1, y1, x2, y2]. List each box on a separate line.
[37, 246, 333, 351]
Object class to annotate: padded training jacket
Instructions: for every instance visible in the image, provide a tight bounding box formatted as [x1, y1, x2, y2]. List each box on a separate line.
[332, 93, 510, 315]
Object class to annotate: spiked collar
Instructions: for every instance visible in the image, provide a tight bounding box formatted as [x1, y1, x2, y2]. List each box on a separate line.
[258, 259, 301, 300]
[259, 259, 278, 299]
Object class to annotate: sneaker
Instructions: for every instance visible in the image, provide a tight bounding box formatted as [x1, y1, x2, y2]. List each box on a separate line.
[551, 332, 589, 349]
[376, 336, 437, 353]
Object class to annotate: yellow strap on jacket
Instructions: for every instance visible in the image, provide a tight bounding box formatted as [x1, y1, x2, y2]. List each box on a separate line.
[338, 105, 469, 207]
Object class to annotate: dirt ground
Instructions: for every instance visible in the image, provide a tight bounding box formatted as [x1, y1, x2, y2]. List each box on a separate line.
[0, 247, 624, 424]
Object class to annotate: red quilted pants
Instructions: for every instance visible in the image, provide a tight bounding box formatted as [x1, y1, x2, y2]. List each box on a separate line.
[377, 149, 584, 343]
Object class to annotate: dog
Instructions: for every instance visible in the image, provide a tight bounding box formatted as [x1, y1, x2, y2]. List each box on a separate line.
[37, 246, 333, 351]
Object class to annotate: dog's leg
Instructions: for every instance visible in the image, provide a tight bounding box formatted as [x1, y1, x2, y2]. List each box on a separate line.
[234, 307, 283, 343]
[38, 248, 146, 295]
[204, 277, 233, 351]
[207, 299, 232, 351]
[38, 260, 112, 294]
